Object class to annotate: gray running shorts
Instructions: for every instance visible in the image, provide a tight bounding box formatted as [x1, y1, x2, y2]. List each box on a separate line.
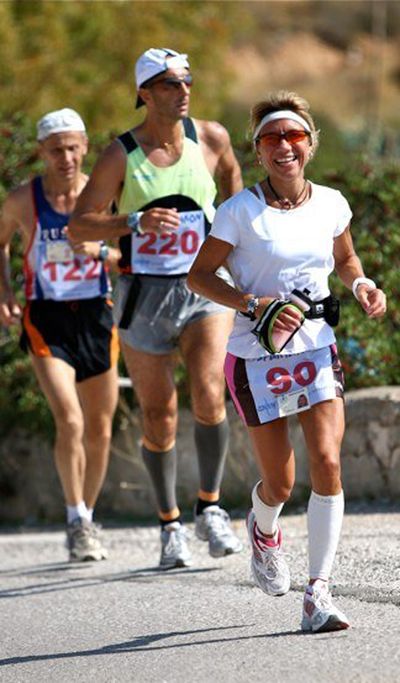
[114, 274, 229, 354]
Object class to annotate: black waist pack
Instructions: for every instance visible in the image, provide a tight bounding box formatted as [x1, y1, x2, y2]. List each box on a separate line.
[291, 289, 340, 327]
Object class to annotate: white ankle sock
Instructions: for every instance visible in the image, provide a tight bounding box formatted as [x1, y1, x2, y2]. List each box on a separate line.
[307, 490, 344, 581]
[251, 481, 284, 535]
[66, 501, 90, 524]
[86, 508, 94, 523]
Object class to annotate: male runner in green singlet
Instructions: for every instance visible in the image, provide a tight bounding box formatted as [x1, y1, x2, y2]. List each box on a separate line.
[69, 48, 243, 568]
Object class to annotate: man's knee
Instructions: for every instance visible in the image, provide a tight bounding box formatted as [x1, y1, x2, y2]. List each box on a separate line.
[142, 405, 177, 449]
[191, 379, 226, 424]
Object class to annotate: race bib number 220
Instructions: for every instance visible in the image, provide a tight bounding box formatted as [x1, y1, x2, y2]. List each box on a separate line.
[131, 210, 205, 275]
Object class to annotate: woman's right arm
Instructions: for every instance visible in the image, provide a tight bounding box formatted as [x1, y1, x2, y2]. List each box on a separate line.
[188, 235, 260, 315]
[188, 234, 305, 334]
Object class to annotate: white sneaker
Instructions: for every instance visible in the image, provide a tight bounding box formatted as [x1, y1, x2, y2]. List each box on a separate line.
[246, 509, 290, 596]
[159, 522, 192, 570]
[301, 580, 350, 633]
[194, 505, 243, 558]
[67, 518, 108, 562]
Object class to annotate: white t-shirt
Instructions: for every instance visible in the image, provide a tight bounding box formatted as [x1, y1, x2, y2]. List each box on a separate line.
[210, 181, 352, 359]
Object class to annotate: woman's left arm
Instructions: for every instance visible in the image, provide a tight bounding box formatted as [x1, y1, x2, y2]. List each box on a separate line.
[333, 226, 386, 318]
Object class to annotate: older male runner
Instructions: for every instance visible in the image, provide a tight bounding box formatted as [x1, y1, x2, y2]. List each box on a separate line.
[69, 48, 243, 569]
[0, 109, 119, 561]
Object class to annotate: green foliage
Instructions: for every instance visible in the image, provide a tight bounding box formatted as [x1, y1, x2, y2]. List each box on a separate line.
[0, 1, 248, 130]
[0, 333, 54, 436]
[315, 160, 400, 387]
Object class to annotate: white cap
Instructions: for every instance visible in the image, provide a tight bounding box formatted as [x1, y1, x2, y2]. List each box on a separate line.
[135, 48, 190, 107]
[37, 108, 86, 141]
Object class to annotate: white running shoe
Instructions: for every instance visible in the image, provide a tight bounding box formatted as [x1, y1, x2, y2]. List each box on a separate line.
[301, 580, 350, 633]
[67, 518, 108, 562]
[159, 522, 192, 570]
[246, 509, 290, 596]
[194, 505, 243, 558]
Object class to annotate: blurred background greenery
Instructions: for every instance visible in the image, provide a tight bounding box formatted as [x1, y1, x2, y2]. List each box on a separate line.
[0, 0, 399, 439]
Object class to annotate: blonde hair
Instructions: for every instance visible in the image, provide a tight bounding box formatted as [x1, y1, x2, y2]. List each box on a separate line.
[249, 91, 319, 157]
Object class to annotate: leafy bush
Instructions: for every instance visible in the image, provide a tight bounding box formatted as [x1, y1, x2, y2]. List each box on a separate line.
[318, 160, 400, 387]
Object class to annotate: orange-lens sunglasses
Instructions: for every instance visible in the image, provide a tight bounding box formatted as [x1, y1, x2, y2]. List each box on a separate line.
[257, 129, 311, 147]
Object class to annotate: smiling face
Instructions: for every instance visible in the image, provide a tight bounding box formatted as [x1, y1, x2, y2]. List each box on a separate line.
[255, 119, 313, 183]
[139, 66, 192, 120]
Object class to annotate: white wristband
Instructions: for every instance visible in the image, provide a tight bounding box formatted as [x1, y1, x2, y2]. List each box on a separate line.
[352, 277, 376, 300]
[127, 211, 144, 235]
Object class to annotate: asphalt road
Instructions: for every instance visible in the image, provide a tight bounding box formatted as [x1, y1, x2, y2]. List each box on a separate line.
[1, 503, 400, 683]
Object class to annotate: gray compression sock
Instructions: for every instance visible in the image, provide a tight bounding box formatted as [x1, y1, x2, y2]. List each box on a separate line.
[194, 418, 229, 494]
[141, 444, 178, 513]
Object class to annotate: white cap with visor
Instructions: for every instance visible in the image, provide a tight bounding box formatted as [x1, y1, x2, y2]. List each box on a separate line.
[135, 48, 190, 108]
[37, 108, 86, 141]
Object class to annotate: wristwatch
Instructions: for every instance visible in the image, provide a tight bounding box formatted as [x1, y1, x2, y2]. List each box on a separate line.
[352, 277, 376, 300]
[97, 244, 109, 262]
[127, 211, 144, 235]
[245, 296, 260, 321]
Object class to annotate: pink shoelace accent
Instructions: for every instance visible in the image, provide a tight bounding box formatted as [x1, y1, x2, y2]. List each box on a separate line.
[253, 522, 281, 551]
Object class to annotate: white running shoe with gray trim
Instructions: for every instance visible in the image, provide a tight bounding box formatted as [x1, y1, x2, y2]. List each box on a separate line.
[194, 505, 243, 558]
[159, 522, 192, 570]
[301, 580, 350, 633]
[246, 509, 290, 596]
[67, 518, 108, 562]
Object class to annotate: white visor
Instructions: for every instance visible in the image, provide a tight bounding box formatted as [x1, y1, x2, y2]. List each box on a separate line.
[253, 110, 312, 141]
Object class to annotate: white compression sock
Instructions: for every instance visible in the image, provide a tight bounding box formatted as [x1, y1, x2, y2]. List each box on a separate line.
[251, 481, 284, 535]
[66, 501, 90, 524]
[307, 490, 344, 582]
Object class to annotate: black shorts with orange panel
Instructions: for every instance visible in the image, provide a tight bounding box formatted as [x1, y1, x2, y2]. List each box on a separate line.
[20, 297, 119, 382]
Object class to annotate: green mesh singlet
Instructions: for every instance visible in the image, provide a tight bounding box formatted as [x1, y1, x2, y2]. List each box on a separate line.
[118, 122, 216, 223]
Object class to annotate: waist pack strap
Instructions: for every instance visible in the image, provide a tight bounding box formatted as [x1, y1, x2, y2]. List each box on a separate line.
[118, 276, 142, 330]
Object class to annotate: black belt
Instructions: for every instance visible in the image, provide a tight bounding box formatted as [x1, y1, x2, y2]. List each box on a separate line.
[291, 289, 340, 327]
[250, 290, 340, 354]
[242, 290, 340, 328]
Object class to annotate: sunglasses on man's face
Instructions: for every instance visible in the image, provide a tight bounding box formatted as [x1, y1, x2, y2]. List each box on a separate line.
[257, 129, 311, 147]
[150, 74, 193, 90]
